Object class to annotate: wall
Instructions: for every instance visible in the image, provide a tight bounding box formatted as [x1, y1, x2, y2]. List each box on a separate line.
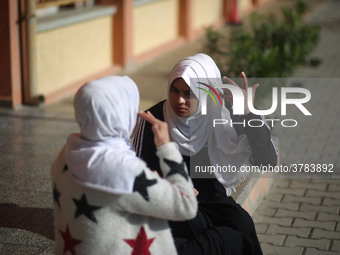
[133, 0, 178, 56]
[239, 0, 253, 14]
[193, 0, 223, 31]
[36, 16, 113, 95]
[0, 0, 267, 107]
[0, 0, 22, 107]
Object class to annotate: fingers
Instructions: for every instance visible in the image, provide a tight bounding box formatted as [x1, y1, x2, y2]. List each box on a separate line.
[222, 72, 248, 89]
[222, 76, 238, 87]
[253, 83, 260, 91]
[152, 121, 170, 147]
[194, 188, 199, 197]
[138, 111, 170, 147]
[138, 111, 158, 125]
[219, 92, 233, 103]
[221, 72, 258, 105]
[221, 76, 237, 103]
[151, 121, 162, 134]
[241, 71, 248, 90]
[252, 83, 260, 97]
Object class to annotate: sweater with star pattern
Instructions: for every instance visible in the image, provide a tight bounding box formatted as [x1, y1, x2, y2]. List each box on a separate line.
[51, 142, 197, 255]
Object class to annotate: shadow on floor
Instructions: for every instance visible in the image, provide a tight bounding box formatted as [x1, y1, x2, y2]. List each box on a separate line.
[0, 203, 54, 240]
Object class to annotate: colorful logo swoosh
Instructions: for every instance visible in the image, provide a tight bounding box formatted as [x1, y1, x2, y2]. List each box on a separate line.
[197, 82, 223, 106]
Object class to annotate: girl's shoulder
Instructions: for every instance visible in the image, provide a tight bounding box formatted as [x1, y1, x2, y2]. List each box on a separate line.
[146, 100, 165, 121]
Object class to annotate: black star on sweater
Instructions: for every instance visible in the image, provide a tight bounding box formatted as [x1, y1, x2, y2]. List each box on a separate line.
[53, 184, 61, 208]
[164, 158, 188, 181]
[133, 171, 157, 201]
[73, 194, 102, 223]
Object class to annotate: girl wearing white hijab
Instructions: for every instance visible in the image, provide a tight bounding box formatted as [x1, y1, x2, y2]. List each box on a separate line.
[134, 54, 277, 255]
[51, 75, 197, 255]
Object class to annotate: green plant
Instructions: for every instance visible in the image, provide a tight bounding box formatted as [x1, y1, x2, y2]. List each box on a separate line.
[203, 0, 320, 79]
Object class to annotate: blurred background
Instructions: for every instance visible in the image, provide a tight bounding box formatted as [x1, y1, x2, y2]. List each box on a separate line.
[1, 0, 259, 108]
[1, 0, 339, 254]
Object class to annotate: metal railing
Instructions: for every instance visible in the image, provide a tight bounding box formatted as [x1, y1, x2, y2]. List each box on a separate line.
[36, 0, 88, 9]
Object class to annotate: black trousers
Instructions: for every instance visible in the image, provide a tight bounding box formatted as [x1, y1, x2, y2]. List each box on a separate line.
[171, 195, 262, 255]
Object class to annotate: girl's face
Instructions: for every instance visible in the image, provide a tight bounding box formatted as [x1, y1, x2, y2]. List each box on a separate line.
[169, 78, 199, 117]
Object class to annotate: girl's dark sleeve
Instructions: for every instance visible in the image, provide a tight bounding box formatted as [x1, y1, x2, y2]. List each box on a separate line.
[132, 101, 165, 174]
[133, 118, 160, 172]
[242, 113, 278, 166]
[226, 100, 277, 167]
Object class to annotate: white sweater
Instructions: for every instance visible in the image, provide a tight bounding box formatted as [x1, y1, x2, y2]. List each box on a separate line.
[51, 142, 197, 255]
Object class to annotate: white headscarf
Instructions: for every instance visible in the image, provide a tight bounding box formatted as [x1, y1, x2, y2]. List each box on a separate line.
[164, 53, 252, 196]
[65, 75, 140, 194]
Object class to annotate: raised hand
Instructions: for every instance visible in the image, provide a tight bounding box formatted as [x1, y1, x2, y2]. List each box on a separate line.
[221, 72, 259, 115]
[138, 111, 170, 147]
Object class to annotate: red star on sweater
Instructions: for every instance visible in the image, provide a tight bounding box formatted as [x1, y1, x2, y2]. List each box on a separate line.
[124, 226, 155, 255]
[179, 190, 190, 198]
[59, 225, 82, 255]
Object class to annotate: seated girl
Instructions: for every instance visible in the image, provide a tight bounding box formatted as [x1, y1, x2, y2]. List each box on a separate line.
[51, 75, 197, 254]
[133, 54, 278, 255]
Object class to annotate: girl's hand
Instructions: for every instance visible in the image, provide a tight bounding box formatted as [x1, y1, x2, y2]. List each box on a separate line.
[138, 111, 170, 147]
[221, 72, 259, 115]
[194, 188, 199, 197]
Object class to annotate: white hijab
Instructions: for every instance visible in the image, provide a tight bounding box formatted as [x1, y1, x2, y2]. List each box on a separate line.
[164, 53, 252, 196]
[65, 75, 140, 194]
